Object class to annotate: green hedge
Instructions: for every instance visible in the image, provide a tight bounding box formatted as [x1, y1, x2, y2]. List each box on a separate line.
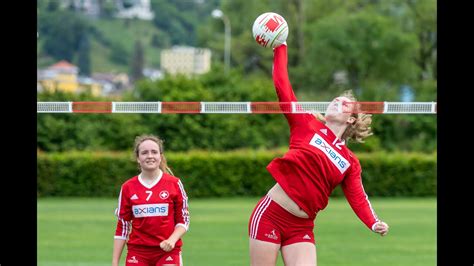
[37, 150, 436, 198]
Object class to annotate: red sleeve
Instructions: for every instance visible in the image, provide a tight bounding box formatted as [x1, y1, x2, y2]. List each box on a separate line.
[341, 157, 379, 231]
[273, 44, 310, 126]
[174, 179, 190, 231]
[114, 185, 132, 239]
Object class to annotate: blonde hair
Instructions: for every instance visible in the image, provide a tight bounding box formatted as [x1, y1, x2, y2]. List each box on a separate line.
[315, 90, 373, 143]
[133, 134, 174, 175]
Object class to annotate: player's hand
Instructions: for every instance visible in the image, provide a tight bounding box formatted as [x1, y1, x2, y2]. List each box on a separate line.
[273, 41, 287, 50]
[278, 41, 287, 47]
[373, 221, 389, 236]
[160, 239, 175, 252]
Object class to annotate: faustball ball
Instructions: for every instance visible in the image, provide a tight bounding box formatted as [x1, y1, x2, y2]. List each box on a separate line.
[252, 12, 289, 48]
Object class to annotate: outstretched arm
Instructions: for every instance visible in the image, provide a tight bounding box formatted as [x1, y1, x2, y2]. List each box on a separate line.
[273, 43, 297, 103]
[273, 44, 309, 126]
[341, 160, 389, 236]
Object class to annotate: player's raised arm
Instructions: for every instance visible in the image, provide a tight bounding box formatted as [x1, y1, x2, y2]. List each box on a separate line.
[272, 43, 297, 103]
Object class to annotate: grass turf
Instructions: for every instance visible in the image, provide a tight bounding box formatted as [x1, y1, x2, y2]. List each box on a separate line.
[38, 197, 436, 266]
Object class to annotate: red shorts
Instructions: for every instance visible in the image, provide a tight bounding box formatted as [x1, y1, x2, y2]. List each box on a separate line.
[248, 195, 315, 246]
[126, 244, 182, 266]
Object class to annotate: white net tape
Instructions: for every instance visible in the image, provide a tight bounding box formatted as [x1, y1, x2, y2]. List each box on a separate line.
[113, 102, 162, 113]
[384, 102, 436, 114]
[202, 102, 252, 113]
[37, 102, 72, 113]
[37, 101, 437, 114]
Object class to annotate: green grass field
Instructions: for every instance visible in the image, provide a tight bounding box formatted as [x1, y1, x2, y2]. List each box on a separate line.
[38, 197, 436, 266]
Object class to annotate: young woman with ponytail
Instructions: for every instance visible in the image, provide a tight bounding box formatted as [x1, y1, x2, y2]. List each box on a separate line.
[113, 135, 190, 266]
[248, 44, 389, 266]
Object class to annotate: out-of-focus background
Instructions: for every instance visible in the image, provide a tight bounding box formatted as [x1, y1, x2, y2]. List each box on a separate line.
[37, 0, 436, 265]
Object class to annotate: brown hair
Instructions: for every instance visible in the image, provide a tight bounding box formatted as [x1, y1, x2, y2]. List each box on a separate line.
[315, 90, 373, 143]
[133, 134, 174, 175]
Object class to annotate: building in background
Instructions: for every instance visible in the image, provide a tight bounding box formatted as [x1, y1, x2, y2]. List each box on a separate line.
[115, 0, 154, 20]
[92, 72, 132, 96]
[160, 46, 211, 76]
[60, 0, 101, 17]
[37, 60, 102, 96]
[143, 68, 163, 81]
[58, 0, 154, 20]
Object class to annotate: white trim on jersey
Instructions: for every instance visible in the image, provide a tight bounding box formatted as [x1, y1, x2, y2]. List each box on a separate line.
[177, 180, 190, 230]
[177, 180, 189, 201]
[175, 223, 188, 230]
[116, 187, 123, 218]
[115, 186, 132, 239]
[371, 221, 380, 232]
[118, 218, 131, 239]
[138, 170, 164, 189]
[359, 177, 379, 225]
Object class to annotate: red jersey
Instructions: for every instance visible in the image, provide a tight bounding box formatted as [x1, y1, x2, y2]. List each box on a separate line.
[114, 171, 190, 248]
[267, 44, 379, 230]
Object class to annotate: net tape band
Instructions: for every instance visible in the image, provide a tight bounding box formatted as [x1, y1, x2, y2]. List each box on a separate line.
[37, 101, 437, 114]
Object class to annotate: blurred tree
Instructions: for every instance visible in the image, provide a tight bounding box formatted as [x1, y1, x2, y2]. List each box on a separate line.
[46, 0, 60, 12]
[300, 9, 418, 100]
[151, 0, 212, 46]
[98, 0, 116, 19]
[365, 0, 437, 81]
[110, 43, 130, 65]
[278, 0, 305, 66]
[76, 34, 91, 76]
[369, 0, 437, 101]
[122, 0, 134, 9]
[40, 10, 91, 63]
[405, 0, 437, 80]
[37, 91, 148, 152]
[130, 40, 145, 82]
[150, 32, 170, 48]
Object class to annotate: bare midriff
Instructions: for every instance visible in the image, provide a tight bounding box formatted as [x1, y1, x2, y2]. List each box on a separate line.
[267, 183, 309, 219]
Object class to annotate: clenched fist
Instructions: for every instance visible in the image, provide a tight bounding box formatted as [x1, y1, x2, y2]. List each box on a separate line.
[373, 221, 389, 236]
[160, 239, 175, 252]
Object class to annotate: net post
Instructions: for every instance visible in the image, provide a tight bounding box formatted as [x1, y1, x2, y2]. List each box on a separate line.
[431, 102, 436, 113]
[200, 102, 204, 113]
[383, 101, 388, 113]
[112, 102, 116, 113]
[157, 102, 162, 113]
[68, 102, 73, 112]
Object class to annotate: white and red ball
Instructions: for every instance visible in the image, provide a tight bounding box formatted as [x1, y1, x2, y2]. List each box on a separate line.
[252, 12, 289, 48]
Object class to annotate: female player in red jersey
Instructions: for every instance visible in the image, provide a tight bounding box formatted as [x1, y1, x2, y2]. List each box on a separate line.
[248, 43, 389, 266]
[113, 135, 190, 266]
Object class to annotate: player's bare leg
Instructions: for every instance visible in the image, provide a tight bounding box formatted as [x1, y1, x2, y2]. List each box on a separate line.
[249, 238, 280, 266]
[281, 242, 317, 266]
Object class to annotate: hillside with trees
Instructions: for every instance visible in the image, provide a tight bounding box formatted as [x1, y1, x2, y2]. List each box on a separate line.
[37, 0, 437, 154]
[37, 0, 220, 73]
